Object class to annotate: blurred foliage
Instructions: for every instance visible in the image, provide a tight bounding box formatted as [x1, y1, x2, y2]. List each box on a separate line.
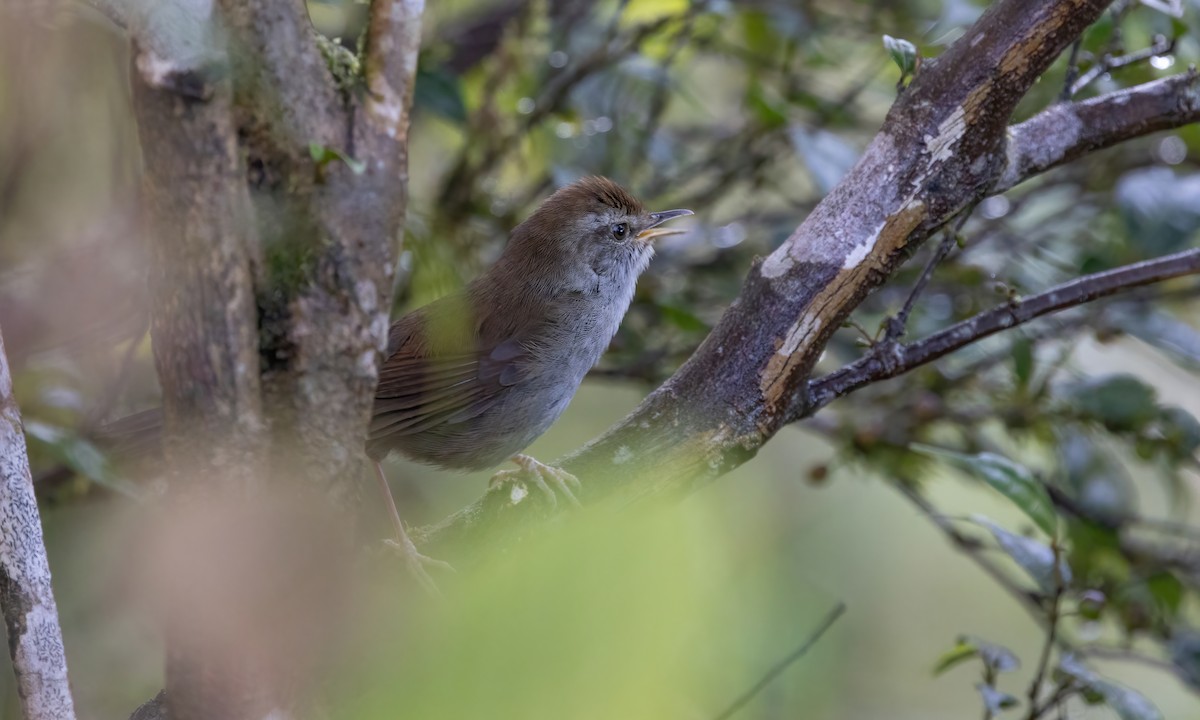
[2, 0, 1200, 717]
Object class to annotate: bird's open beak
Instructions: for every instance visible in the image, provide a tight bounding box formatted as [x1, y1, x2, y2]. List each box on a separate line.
[636, 208, 693, 242]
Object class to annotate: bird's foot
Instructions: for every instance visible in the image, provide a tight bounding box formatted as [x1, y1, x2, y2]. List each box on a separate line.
[489, 454, 582, 510]
[383, 533, 456, 598]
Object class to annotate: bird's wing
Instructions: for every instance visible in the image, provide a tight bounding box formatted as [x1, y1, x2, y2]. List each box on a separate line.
[369, 301, 529, 442]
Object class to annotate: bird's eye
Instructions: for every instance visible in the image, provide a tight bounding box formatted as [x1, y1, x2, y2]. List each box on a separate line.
[610, 222, 628, 240]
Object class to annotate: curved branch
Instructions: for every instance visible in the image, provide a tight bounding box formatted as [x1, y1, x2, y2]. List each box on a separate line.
[0, 331, 77, 720]
[804, 247, 1200, 416]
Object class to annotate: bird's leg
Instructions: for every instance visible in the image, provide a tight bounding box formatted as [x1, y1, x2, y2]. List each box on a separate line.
[489, 454, 583, 509]
[374, 461, 454, 596]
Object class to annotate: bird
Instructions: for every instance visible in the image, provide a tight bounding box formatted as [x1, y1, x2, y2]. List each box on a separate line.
[366, 176, 691, 588]
[99, 176, 692, 591]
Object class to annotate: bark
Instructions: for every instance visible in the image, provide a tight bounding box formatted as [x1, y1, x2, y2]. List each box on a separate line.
[415, 0, 1200, 558]
[0, 330, 77, 720]
[123, 0, 424, 717]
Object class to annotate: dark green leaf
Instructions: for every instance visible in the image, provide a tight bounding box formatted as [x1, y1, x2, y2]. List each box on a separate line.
[746, 81, 787, 129]
[1012, 337, 1033, 388]
[413, 66, 467, 123]
[1146, 572, 1184, 616]
[970, 516, 1071, 593]
[913, 445, 1056, 535]
[658, 304, 709, 333]
[1058, 654, 1162, 720]
[1067, 374, 1159, 432]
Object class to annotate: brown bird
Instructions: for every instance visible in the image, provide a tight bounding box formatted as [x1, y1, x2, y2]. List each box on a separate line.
[101, 177, 691, 590]
[367, 177, 690, 587]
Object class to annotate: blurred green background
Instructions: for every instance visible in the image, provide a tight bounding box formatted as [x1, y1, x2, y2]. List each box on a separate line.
[2, 0, 1200, 717]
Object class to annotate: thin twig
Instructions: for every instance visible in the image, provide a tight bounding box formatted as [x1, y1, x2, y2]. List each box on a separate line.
[803, 247, 1200, 418]
[1024, 540, 1065, 719]
[711, 602, 847, 720]
[891, 483, 1043, 616]
[1060, 38, 1083, 102]
[1069, 35, 1174, 97]
[884, 209, 973, 342]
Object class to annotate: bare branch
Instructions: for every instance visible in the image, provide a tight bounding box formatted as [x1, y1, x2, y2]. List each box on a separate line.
[0, 329, 77, 720]
[711, 602, 846, 720]
[361, 0, 425, 153]
[804, 248, 1200, 415]
[997, 69, 1200, 193]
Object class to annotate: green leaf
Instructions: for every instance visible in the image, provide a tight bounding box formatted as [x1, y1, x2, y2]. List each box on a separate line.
[414, 65, 467, 124]
[970, 516, 1071, 594]
[935, 635, 1020, 676]
[1067, 374, 1159, 432]
[882, 34, 919, 75]
[1058, 654, 1162, 720]
[933, 639, 979, 676]
[23, 420, 142, 500]
[746, 81, 788, 129]
[1147, 572, 1184, 616]
[658, 304, 709, 333]
[913, 445, 1056, 536]
[308, 142, 366, 175]
[1012, 337, 1033, 388]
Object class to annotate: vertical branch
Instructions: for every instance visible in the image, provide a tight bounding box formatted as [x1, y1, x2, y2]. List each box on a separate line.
[0, 329, 77, 720]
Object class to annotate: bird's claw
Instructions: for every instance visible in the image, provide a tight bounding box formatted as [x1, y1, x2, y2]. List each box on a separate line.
[383, 536, 456, 598]
[490, 454, 582, 510]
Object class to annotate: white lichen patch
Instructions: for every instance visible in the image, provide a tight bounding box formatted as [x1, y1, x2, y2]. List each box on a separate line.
[778, 314, 821, 357]
[842, 222, 885, 269]
[357, 349, 375, 376]
[355, 279, 377, 313]
[135, 50, 178, 87]
[367, 76, 404, 137]
[612, 445, 634, 465]
[509, 482, 529, 505]
[760, 243, 796, 279]
[970, 32, 986, 47]
[924, 105, 966, 164]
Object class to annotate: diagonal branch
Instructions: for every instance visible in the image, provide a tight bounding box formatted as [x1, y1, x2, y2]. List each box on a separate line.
[803, 247, 1200, 415]
[0, 329, 77, 720]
